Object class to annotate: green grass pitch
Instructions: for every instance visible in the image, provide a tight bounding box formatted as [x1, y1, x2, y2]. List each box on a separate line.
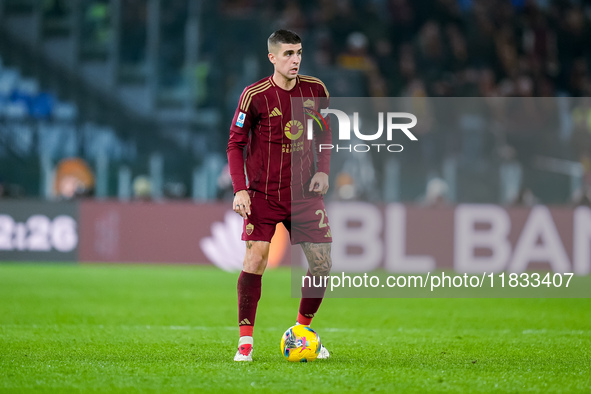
[0, 264, 590, 393]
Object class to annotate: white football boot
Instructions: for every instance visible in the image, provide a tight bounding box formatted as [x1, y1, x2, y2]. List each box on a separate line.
[317, 344, 330, 359]
[234, 345, 253, 361]
[234, 336, 253, 361]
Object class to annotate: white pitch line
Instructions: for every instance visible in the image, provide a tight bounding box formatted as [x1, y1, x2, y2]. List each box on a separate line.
[1, 324, 589, 336]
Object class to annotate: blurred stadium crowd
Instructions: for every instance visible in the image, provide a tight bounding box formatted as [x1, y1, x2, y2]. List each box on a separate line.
[220, 0, 591, 98]
[0, 0, 590, 204]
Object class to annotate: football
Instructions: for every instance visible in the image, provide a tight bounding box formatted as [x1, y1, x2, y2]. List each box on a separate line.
[280, 325, 321, 362]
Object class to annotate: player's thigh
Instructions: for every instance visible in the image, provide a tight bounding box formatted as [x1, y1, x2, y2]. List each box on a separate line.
[243, 240, 271, 274]
[289, 197, 332, 244]
[242, 196, 284, 242]
[242, 197, 286, 274]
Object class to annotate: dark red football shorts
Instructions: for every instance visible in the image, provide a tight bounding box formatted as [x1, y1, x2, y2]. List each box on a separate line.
[242, 195, 332, 244]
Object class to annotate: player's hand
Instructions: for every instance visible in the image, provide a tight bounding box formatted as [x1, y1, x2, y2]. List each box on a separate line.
[233, 190, 251, 218]
[309, 172, 329, 195]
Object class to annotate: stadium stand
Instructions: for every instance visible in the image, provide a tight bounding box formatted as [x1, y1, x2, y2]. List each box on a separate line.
[0, 0, 589, 203]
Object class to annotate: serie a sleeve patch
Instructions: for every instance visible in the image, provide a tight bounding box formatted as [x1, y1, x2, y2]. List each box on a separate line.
[236, 112, 246, 127]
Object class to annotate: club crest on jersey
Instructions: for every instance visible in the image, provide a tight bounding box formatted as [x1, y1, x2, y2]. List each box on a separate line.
[303, 99, 315, 109]
[236, 112, 246, 127]
[246, 223, 254, 235]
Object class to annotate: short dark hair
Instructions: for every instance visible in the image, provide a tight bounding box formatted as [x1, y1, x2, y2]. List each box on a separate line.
[268, 29, 301, 52]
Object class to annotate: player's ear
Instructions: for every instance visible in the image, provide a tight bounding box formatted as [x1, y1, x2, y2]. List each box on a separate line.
[268, 52, 276, 65]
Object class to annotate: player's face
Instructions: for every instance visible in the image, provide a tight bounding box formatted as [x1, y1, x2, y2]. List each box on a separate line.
[269, 43, 302, 80]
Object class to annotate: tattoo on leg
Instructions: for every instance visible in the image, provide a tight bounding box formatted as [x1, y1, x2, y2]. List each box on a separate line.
[246, 241, 253, 250]
[301, 242, 332, 277]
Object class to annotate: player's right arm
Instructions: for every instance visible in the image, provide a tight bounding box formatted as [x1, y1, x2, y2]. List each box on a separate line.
[233, 190, 250, 218]
[227, 88, 257, 218]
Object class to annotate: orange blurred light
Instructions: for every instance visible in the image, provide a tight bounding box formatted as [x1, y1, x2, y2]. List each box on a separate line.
[268, 223, 289, 267]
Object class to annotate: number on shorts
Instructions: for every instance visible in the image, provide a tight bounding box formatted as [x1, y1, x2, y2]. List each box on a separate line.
[315, 209, 328, 228]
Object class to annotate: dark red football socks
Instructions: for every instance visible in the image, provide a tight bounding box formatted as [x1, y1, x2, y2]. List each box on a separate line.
[237, 270, 262, 337]
[297, 270, 327, 325]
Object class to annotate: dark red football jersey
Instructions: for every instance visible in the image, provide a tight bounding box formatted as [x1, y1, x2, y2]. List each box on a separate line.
[227, 75, 331, 201]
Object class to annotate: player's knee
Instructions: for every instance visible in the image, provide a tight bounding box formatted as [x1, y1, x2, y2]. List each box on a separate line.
[243, 251, 268, 274]
[310, 258, 331, 277]
[245, 253, 266, 267]
[317, 259, 332, 276]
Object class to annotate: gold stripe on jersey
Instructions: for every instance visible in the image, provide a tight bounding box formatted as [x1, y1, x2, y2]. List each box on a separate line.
[242, 82, 271, 112]
[240, 81, 272, 112]
[240, 81, 270, 111]
[299, 75, 329, 98]
[264, 95, 271, 197]
[240, 80, 270, 109]
[244, 82, 271, 112]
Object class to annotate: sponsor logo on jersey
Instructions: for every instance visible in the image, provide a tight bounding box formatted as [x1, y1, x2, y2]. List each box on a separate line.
[284, 120, 304, 140]
[236, 111, 246, 127]
[270, 107, 282, 117]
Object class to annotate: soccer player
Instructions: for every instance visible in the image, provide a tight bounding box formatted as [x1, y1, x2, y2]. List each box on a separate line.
[227, 29, 333, 362]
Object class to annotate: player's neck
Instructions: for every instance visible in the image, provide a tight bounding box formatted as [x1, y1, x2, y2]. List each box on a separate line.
[272, 72, 297, 91]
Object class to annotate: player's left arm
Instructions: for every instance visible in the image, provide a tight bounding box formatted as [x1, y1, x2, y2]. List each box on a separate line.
[309, 172, 329, 195]
[310, 82, 332, 195]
